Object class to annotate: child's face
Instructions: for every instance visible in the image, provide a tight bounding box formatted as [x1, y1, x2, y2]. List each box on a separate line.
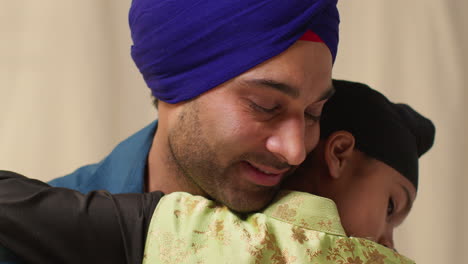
[288, 151, 416, 249]
[327, 153, 416, 249]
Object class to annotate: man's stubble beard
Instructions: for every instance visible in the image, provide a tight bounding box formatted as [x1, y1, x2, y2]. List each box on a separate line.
[167, 101, 218, 198]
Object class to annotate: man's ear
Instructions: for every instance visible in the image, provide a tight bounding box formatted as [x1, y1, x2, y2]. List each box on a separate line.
[323, 131, 355, 179]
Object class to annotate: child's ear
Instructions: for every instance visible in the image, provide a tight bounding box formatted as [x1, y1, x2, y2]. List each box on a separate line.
[323, 131, 355, 179]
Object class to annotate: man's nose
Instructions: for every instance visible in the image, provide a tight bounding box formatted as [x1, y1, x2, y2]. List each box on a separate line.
[265, 118, 307, 166]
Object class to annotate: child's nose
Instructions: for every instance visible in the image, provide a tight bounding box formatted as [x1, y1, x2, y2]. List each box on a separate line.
[378, 229, 395, 250]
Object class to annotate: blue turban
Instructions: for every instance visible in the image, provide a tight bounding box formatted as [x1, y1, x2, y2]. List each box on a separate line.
[129, 0, 340, 103]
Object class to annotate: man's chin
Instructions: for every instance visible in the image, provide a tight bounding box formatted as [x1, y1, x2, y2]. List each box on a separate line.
[220, 187, 279, 213]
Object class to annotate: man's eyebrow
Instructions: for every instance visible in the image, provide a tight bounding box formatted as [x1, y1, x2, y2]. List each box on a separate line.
[242, 79, 335, 103]
[243, 79, 300, 98]
[317, 84, 335, 102]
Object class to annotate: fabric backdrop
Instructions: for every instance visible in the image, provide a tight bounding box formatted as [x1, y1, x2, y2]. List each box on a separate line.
[0, 1, 466, 263]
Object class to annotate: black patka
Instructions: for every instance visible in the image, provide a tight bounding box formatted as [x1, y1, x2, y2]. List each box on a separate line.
[320, 80, 436, 190]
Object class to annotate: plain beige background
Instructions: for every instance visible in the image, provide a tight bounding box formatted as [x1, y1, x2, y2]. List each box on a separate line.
[0, 1, 466, 263]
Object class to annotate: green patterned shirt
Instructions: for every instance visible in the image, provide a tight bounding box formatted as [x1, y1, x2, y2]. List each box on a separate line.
[144, 190, 415, 264]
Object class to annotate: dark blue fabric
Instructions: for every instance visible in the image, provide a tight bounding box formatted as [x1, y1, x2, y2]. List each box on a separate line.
[129, 0, 339, 103]
[48, 121, 157, 194]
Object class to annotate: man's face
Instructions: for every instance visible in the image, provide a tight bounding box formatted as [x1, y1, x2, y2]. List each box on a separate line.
[313, 151, 417, 249]
[167, 41, 333, 213]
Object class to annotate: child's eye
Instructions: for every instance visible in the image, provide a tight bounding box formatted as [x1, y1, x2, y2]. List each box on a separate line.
[387, 198, 395, 216]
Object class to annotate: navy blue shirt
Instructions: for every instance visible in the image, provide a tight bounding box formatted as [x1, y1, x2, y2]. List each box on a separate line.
[49, 121, 157, 193]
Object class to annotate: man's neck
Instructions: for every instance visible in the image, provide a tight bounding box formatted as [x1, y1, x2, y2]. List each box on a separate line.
[146, 126, 177, 193]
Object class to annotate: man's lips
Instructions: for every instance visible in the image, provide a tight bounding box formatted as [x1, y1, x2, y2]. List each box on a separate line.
[248, 161, 290, 175]
[240, 161, 290, 187]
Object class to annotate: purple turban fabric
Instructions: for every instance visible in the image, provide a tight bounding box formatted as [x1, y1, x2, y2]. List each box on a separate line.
[129, 0, 340, 103]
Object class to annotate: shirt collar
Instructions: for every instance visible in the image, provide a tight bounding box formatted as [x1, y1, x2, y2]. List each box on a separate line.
[262, 190, 346, 236]
[81, 120, 158, 193]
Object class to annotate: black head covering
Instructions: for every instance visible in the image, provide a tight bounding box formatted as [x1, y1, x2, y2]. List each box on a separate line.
[320, 80, 436, 190]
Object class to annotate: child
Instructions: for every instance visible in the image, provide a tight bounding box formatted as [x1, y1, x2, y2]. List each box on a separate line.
[0, 80, 434, 264]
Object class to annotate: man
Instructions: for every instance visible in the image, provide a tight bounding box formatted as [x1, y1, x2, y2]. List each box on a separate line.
[0, 0, 340, 262]
[50, 0, 340, 212]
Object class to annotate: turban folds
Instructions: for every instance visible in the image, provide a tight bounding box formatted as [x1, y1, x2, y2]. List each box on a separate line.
[320, 80, 436, 190]
[129, 0, 339, 103]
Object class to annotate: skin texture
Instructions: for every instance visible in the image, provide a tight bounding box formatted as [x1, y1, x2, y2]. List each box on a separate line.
[284, 131, 417, 249]
[147, 40, 334, 212]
